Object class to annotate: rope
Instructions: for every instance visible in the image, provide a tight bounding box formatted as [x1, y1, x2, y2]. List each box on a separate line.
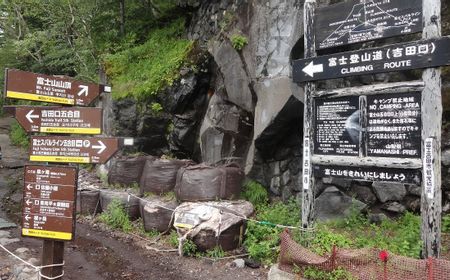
[0, 243, 65, 280]
[81, 185, 315, 232]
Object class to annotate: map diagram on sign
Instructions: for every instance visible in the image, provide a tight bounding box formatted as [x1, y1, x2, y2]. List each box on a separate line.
[315, 0, 422, 49]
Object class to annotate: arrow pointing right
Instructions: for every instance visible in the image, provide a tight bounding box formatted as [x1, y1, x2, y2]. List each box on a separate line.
[26, 110, 39, 123]
[92, 141, 106, 154]
[302, 61, 324, 78]
[77, 85, 89, 96]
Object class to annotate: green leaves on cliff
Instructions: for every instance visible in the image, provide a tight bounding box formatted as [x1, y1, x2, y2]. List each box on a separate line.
[104, 18, 194, 100]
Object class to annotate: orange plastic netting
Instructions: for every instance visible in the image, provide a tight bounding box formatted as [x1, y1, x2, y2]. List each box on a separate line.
[279, 230, 450, 280]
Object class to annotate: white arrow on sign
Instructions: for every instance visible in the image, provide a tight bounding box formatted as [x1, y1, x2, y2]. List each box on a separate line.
[26, 184, 33, 191]
[92, 141, 106, 154]
[25, 199, 32, 206]
[26, 110, 39, 123]
[25, 215, 31, 222]
[77, 85, 89, 96]
[302, 61, 324, 77]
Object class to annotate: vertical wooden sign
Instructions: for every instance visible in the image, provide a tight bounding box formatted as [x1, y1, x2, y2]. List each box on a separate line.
[420, 0, 442, 258]
[301, 0, 317, 230]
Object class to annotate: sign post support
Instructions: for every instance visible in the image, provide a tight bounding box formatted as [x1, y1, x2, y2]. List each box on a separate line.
[41, 240, 64, 279]
[301, 0, 317, 230]
[420, 0, 442, 258]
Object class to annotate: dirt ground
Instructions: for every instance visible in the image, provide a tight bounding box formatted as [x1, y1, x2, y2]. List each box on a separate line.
[0, 116, 267, 280]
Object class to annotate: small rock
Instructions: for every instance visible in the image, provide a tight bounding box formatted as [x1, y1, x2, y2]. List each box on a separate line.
[0, 238, 19, 246]
[406, 185, 421, 196]
[15, 247, 30, 255]
[231, 258, 245, 269]
[0, 231, 10, 238]
[368, 213, 388, 225]
[244, 258, 261, 269]
[268, 264, 296, 280]
[372, 182, 406, 203]
[382, 202, 406, 213]
[27, 258, 39, 266]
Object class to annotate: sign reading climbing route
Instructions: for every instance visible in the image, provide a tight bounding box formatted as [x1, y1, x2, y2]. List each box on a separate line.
[5, 69, 110, 106]
[29, 136, 120, 164]
[14, 106, 102, 135]
[293, 36, 450, 83]
[367, 92, 421, 158]
[314, 96, 360, 156]
[315, 0, 422, 50]
[21, 165, 77, 241]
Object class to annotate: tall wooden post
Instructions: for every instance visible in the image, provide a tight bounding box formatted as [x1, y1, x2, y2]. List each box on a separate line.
[420, 0, 442, 258]
[301, 0, 317, 229]
[41, 240, 64, 279]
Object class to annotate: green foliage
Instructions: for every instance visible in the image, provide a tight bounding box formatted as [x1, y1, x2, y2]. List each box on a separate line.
[244, 199, 300, 265]
[151, 102, 163, 113]
[230, 34, 248, 51]
[104, 18, 194, 100]
[9, 121, 29, 149]
[303, 267, 356, 280]
[443, 215, 450, 232]
[99, 199, 133, 232]
[303, 225, 352, 256]
[240, 180, 269, 208]
[167, 230, 198, 256]
[206, 246, 225, 259]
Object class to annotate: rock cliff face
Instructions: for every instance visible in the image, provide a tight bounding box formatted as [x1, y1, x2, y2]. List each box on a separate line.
[107, 0, 450, 216]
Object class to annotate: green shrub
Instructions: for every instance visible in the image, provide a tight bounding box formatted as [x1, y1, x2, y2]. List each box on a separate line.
[244, 199, 300, 265]
[230, 34, 248, 51]
[10, 120, 29, 149]
[168, 230, 198, 256]
[99, 199, 133, 232]
[206, 246, 225, 259]
[104, 18, 194, 100]
[443, 215, 450, 232]
[240, 180, 268, 208]
[303, 267, 356, 280]
[151, 102, 163, 113]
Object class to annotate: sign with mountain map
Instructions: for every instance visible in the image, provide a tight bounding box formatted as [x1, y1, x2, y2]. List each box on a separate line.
[314, 0, 422, 49]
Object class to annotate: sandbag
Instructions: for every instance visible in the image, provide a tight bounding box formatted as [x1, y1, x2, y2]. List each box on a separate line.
[139, 197, 178, 232]
[139, 158, 194, 195]
[175, 163, 244, 202]
[108, 156, 151, 186]
[174, 201, 254, 252]
[76, 189, 100, 216]
[99, 190, 140, 220]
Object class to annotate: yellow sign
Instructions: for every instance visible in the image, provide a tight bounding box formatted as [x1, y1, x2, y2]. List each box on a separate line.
[40, 127, 101, 134]
[30, 155, 90, 163]
[6, 91, 75, 105]
[22, 228, 72, 241]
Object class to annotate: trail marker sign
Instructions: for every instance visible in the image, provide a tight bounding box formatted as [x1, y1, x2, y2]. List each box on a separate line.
[22, 165, 77, 241]
[30, 136, 120, 164]
[5, 69, 110, 106]
[315, 0, 423, 50]
[294, 36, 450, 82]
[14, 106, 102, 135]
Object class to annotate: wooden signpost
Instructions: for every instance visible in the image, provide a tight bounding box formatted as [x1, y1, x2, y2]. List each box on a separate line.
[296, 0, 442, 258]
[4, 69, 110, 106]
[3, 68, 132, 279]
[13, 106, 102, 134]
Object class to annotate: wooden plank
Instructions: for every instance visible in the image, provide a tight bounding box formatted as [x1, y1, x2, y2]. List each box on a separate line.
[420, 0, 442, 258]
[359, 96, 367, 157]
[311, 155, 422, 169]
[41, 240, 64, 279]
[314, 0, 423, 49]
[301, 0, 317, 230]
[314, 81, 424, 98]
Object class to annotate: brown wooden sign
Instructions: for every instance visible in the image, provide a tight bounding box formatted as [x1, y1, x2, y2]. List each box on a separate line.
[5, 69, 110, 106]
[22, 165, 77, 241]
[13, 106, 102, 135]
[314, 0, 423, 50]
[30, 136, 119, 164]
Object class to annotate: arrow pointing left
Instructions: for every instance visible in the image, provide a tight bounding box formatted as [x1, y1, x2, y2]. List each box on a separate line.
[24, 215, 31, 222]
[26, 110, 39, 123]
[26, 184, 33, 191]
[25, 199, 32, 206]
[302, 61, 324, 78]
[92, 141, 106, 154]
[77, 85, 89, 96]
